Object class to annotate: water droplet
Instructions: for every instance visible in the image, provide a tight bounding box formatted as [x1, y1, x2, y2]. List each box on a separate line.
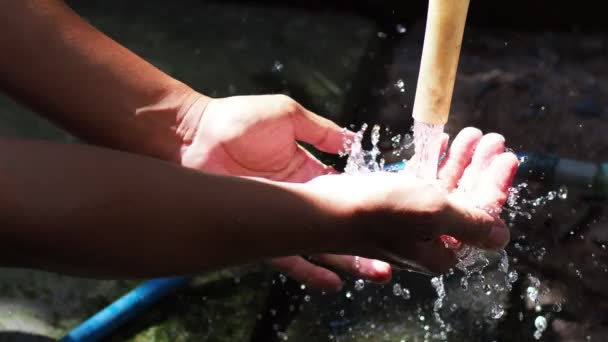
[402, 288, 411, 300]
[558, 186, 568, 200]
[300, 284, 306, 290]
[272, 60, 284, 73]
[345, 291, 352, 299]
[396, 24, 407, 33]
[339, 309, 345, 317]
[491, 304, 505, 319]
[534, 316, 547, 331]
[508, 271, 519, 283]
[278, 274, 287, 283]
[553, 302, 562, 312]
[529, 275, 541, 287]
[393, 283, 403, 296]
[304, 295, 311, 302]
[354, 256, 361, 268]
[377, 31, 387, 39]
[527, 286, 539, 303]
[354, 279, 365, 291]
[395, 79, 405, 93]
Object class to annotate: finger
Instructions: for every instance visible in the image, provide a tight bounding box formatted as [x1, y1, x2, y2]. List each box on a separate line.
[277, 146, 337, 183]
[405, 133, 449, 175]
[439, 198, 510, 250]
[269, 256, 343, 292]
[292, 106, 353, 154]
[311, 254, 392, 284]
[414, 240, 459, 274]
[374, 240, 457, 275]
[458, 133, 505, 192]
[437, 127, 483, 191]
[473, 152, 520, 209]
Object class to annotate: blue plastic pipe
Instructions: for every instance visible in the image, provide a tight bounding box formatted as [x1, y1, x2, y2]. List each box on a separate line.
[59, 276, 191, 342]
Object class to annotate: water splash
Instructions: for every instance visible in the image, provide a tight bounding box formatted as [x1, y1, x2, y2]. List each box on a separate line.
[340, 123, 559, 340]
[342, 124, 385, 175]
[430, 276, 447, 335]
[504, 182, 568, 221]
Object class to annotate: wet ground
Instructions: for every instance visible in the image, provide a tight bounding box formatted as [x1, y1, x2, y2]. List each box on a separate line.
[0, 1, 606, 341]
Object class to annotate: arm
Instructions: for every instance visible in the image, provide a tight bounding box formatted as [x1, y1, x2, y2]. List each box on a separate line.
[0, 135, 513, 279]
[0, 138, 337, 278]
[0, 0, 205, 161]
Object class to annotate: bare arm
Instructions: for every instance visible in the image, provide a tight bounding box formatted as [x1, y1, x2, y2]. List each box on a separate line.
[0, 0, 206, 160]
[0, 135, 512, 278]
[0, 138, 338, 278]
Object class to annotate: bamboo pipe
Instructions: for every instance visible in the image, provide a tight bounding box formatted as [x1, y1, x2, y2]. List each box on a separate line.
[412, 0, 471, 125]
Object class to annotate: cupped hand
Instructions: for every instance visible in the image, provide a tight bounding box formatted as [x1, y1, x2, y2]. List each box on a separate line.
[180, 94, 348, 182]
[307, 127, 519, 274]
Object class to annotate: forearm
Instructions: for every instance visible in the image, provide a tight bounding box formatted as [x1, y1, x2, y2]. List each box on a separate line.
[0, 0, 207, 160]
[0, 139, 340, 278]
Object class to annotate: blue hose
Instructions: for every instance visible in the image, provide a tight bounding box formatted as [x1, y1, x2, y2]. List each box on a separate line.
[59, 276, 191, 342]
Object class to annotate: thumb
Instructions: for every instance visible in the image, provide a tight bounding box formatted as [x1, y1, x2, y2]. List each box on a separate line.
[292, 105, 354, 154]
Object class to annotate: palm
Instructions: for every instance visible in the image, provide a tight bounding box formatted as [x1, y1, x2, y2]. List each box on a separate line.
[181, 95, 341, 182]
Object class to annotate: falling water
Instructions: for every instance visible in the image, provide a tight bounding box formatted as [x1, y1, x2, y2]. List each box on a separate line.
[411, 120, 445, 180]
[411, 119, 457, 340]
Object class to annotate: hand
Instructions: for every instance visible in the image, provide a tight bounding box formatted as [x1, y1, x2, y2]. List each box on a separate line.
[307, 127, 518, 274]
[178, 94, 390, 292]
[180, 94, 348, 182]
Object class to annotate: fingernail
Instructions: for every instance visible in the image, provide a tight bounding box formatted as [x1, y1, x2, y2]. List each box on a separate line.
[487, 225, 510, 249]
[440, 235, 462, 249]
[372, 260, 391, 274]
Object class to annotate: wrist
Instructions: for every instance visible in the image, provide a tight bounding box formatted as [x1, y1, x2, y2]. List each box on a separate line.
[133, 83, 211, 162]
[171, 88, 212, 162]
[293, 180, 358, 254]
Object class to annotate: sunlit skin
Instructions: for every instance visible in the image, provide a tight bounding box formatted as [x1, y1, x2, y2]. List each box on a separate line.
[0, 0, 518, 292]
[179, 97, 519, 290]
